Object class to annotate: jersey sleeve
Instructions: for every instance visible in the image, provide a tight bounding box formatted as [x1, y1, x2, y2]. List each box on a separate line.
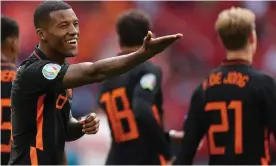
[23, 60, 69, 93]
[132, 67, 172, 160]
[175, 85, 207, 165]
[261, 76, 276, 139]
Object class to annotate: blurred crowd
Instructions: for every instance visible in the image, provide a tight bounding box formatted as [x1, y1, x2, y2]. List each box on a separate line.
[2, 1, 276, 164]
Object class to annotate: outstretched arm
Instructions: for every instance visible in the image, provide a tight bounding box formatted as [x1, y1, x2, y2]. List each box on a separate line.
[20, 32, 182, 95]
[62, 32, 182, 89]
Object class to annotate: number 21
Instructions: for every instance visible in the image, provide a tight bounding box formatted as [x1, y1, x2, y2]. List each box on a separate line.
[205, 100, 242, 155]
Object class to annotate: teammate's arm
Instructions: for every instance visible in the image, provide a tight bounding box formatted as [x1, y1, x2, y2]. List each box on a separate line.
[65, 110, 84, 142]
[62, 32, 182, 89]
[132, 68, 172, 161]
[65, 111, 100, 142]
[174, 86, 207, 165]
[262, 77, 276, 139]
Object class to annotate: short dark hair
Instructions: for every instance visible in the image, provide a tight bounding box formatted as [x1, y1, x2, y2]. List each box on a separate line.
[116, 10, 151, 47]
[33, 0, 71, 29]
[1, 15, 19, 43]
[215, 7, 256, 51]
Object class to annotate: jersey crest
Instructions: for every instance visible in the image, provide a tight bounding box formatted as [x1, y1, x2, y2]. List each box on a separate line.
[140, 73, 157, 91]
[42, 63, 61, 80]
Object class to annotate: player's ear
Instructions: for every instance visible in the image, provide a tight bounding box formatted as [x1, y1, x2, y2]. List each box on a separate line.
[248, 31, 255, 44]
[37, 28, 46, 41]
[10, 37, 20, 53]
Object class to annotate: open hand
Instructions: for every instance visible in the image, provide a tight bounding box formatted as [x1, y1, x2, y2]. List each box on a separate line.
[81, 113, 100, 134]
[141, 31, 183, 56]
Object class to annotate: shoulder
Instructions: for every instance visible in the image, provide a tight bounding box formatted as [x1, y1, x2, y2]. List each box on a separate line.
[241, 67, 276, 89]
[140, 61, 161, 73]
[255, 71, 276, 89]
[135, 62, 162, 78]
[19, 58, 63, 81]
[249, 67, 273, 80]
[136, 62, 162, 91]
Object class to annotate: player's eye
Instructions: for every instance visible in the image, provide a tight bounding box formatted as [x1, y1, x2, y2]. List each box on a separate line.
[59, 24, 69, 29]
[73, 22, 79, 28]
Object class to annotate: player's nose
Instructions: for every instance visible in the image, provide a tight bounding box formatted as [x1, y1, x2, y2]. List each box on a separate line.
[68, 24, 79, 35]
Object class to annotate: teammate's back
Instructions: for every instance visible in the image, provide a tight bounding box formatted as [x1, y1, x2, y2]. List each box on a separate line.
[97, 9, 172, 165]
[98, 61, 171, 164]
[201, 60, 274, 164]
[1, 15, 20, 165]
[175, 7, 276, 165]
[1, 59, 16, 165]
[98, 61, 156, 144]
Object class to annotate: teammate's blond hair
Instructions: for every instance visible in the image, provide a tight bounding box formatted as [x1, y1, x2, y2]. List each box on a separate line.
[215, 7, 256, 50]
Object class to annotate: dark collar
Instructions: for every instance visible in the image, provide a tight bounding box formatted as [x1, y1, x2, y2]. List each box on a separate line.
[33, 45, 49, 60]
[33, 45, 69, 65]
[221, 59, 251, 66]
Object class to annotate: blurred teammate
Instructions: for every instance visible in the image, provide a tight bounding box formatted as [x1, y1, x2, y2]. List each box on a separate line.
[175, 7, 276, 165]
[1, 15, 20, 165]
[97, 10, 173, 165]
[9, 1, 182, 165]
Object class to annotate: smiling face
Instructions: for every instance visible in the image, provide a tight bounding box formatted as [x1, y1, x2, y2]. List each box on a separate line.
[38, 9, 79, 57]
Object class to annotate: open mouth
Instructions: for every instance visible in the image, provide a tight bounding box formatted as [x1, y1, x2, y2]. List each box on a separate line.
[66, 39, 78, 46]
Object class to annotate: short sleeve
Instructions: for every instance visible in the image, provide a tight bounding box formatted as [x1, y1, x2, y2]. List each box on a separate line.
[133, 66, 162, 100]
[23, 60, 69, 93]
[261, 76, 276, 138]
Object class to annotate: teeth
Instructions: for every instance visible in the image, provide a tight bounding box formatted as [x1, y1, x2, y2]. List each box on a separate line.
[66, 39, 77, 44]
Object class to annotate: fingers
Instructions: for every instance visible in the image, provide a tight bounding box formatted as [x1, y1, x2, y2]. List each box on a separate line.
[80, 113, 100, 134]
[144, 33, 182, 54]
[144, 31, 153, 43]
[174, 33, 183, 38]
[84, 113, 96, 123]
[160, 33, 183, 40]
[144, 32, 183, 48]
[83, 117, 100, 128]
[82, 113, 100, 134]
[142, 32, 182, 55]
[82, 122, 100, 134]
[153, 33, 183, 43]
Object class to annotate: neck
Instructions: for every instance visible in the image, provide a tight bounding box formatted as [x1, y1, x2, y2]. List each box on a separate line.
[39, 43, 65, 64]
[226, 49, 253, 64]
[120, 46, 141, 54]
